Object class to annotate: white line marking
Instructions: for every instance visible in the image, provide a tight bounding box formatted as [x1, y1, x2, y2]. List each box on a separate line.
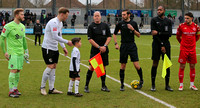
[26, 36, 176, 108]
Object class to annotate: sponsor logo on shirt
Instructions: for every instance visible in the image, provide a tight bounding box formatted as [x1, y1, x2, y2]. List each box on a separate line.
[15, 34, 22, 39]
[53, 27, 57, 31]
[193, 28, 196, 31]
[2, 28, 6, 33]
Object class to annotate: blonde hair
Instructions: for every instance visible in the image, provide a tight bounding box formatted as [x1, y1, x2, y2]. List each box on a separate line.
[14, 8, 24, 17]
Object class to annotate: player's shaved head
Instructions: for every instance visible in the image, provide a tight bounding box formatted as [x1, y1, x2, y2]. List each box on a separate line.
[93, 11, 101, 24]
[94, 11, 101, 16]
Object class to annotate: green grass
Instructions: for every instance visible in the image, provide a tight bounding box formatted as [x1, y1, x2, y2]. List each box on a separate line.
[0, 35, 200, 108]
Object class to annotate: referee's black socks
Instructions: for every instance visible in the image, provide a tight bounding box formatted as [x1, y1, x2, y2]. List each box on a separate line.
[137, 68, 143, 81]
[165, 68, 170, 87]
[85, 69, 93, 87]
[120, 69, 125, 87]
[101, 73, 106, 87]
[151, 66, 157, 86]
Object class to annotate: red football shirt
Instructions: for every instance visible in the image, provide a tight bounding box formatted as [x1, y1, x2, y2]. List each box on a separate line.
[176, 22, 200, 51]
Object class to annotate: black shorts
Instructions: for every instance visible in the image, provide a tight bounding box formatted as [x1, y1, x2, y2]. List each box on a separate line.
[69, 71, 80, 78]
[90, 47, 109, 66]
[120, 43, 139, 63]
[42, 48, 59, 64]
[151, 40, 171, 60]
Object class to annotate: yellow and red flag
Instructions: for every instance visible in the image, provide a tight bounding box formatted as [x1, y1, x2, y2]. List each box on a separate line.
[89, 53, 105, 78]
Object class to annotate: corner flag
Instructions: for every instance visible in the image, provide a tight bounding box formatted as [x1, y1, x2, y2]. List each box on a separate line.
[89, 53, 105, 78]
[162, 54, 172, 78]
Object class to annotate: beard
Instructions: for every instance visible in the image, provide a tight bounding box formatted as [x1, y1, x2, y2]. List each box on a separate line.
[158, 12, 164, 17]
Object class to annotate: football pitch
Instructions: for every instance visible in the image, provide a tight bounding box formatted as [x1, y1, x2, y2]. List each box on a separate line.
[0, 35, 200, 108]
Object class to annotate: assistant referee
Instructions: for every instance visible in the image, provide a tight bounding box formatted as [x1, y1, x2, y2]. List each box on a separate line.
[84, 11, 112, 93]
[150, 6, 173, 91]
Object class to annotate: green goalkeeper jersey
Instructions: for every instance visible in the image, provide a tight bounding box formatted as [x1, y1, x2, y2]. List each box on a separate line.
[1, 21, 26, 55]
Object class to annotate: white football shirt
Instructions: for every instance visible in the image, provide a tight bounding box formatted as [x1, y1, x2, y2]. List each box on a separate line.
[69, 47, 80, 72]
[42, 17, 68, 51]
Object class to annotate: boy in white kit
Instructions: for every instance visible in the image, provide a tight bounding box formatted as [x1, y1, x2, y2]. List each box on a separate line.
[67, 38, 83, 97]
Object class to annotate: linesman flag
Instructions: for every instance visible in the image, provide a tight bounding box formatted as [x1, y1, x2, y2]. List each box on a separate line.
[89, 53, 105, 78]
[162, 54, 172, 78]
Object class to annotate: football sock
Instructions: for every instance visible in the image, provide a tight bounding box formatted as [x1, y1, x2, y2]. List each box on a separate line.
[179, 68, 184, 83]
[151, 66, 157, 86]
[85, 69, 93, 87]
[75, 80, 80, 94]
[190, 68, 195, 83]
[14, 72, 20, 89]
[120, 69, 125, 86]
[101, 74, 106, 87]
[190, 82, 194, 86]
[9, 72, 16, 92]
[180, 83, 183, 87]
[137, 68, 143, 81]
[68, 80, 74, 92]
[165, 68, 170, 86]
[41, 67, 52, 88]
[49, 69, 56, 90]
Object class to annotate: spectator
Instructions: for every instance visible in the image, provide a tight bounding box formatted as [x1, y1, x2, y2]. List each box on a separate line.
[73, 13, 77, 20]
[167, 13, 172, 19]
[84, 21, 88, 29]
[84, 13, 88, 22]
[118, 13, 122, 21]
[178, 15, 184, 23]
[115, 14, 119, 24]
[145, 14, 149, 24]
[63, 21, 68, 28]
[5, 11, 10, 23]
[194, 18, 198, 24]
[140, 13, 144, 24]
[71, 18, 75, 29]
[0, 13, 3, 26]
[107, 13, 110, 23]
[172, 15, 176, 28]
[34, 20, 43, 46]
[130, 13, 134, 21]
[32, 13, 37, 24]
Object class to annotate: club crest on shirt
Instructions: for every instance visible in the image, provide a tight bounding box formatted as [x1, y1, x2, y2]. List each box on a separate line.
[53, 27, 57, 31]
[49, 58, 53, 62]
[11, 64, 13, 68]
[21, 28, 23, 31]
[193, 27, 196, 31]
[2, 28, 6, 33]
[184, 27, 187, 29]
[58, 32, 60, 36]
[179, 59, 183, 63]
[93, 27, 96, 29]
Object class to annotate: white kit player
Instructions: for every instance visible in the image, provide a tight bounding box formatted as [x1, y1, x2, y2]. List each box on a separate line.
[40, 7, 73, 95]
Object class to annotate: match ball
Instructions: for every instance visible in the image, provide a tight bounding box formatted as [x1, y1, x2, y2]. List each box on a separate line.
[131, 80, 139, 89]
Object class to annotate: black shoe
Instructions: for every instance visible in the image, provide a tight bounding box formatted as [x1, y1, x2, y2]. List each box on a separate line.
[74, 93, 83, 97]
[67, 92, 75, 96]
[120, 85, 125, 91]
[9, 91, 19, 98]
[165, 86, 173, 91]
[137, 80, 143, 89]
[151, 85, 156, 91]
[101, 86, 110, 92]
[84, 86, 90, 93]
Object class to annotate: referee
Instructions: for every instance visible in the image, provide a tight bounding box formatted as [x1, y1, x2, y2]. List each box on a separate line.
[84, 11, 111, 93]
[113, 9, 143, 91]
[150, 6, 173, 91]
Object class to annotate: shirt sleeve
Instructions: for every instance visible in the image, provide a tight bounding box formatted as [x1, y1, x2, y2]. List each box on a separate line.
[114, 23, 120, 35]
[50, 22, 68, 43]
[134, 22, 139, 33]
[196, 25, 200, 41]
[1, 25, 10, 37]
[176, 24, 182, 43]
[151, 18, 156, 31]
[87, 25, 93, 40]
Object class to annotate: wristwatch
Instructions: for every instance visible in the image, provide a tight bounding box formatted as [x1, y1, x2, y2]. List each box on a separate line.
[97, 46, 100, 49]
[104, 44, 107, 47]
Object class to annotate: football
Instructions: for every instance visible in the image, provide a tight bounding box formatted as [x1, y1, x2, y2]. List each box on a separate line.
[131, 80, 139, 89]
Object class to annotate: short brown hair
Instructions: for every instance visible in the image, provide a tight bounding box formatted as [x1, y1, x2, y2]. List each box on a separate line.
[122, 9, 131, 15]
[58, 7, 69, 14]
[14, 8, 24, 17]
[71, 37, 81, 45]
[185, 12, 194, 18]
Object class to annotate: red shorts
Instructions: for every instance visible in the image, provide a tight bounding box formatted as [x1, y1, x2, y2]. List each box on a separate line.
[178, 50, 197, 64]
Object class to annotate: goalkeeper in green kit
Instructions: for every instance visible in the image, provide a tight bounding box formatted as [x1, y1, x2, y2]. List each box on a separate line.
[0, 8, 29, 98]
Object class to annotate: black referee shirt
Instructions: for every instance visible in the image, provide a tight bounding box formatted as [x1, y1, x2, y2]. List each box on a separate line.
[87, 22, 111, 47]
[151, 16, 172, 41]
[114, 20, 139, 43]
